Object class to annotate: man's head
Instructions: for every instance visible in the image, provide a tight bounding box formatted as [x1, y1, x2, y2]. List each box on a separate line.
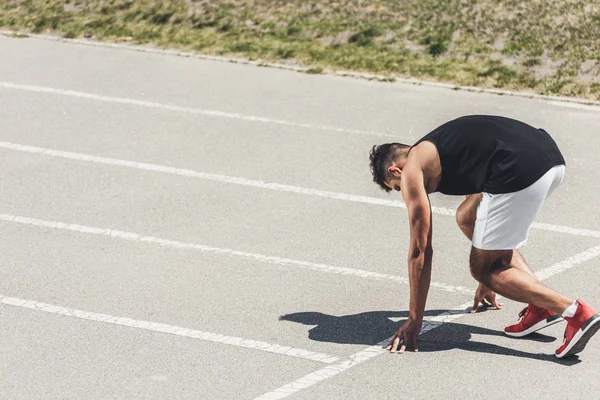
[369, 143, 412, 192]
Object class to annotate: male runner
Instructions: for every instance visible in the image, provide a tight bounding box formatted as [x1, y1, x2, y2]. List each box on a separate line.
[368, 115, 599, 358]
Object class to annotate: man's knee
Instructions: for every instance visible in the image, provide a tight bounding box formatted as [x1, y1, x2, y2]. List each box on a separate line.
[469, 259, 487, 282]
[456, 194, 482, 238]
[455, 206, 474, 234]
[469, 247, 511, 283]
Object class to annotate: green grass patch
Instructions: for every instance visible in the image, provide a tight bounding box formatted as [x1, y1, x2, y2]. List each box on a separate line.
[1, 0, 598, 100]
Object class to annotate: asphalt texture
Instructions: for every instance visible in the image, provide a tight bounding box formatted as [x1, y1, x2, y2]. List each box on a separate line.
[1, 35, 599, 400]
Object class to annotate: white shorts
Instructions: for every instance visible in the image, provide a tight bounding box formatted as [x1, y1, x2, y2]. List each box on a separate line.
[472, 165, 566, 250]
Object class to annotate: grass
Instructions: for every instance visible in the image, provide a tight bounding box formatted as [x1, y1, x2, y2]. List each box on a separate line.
[1, 0, 599, 100]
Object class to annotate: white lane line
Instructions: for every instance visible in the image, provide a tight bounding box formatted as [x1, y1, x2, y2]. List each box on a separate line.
[1, 140, 598, 239]
[0, 213, 474, 296]
[0, 141, 451, 217]
[0, 295, 339, 364]
[0, 81, 395, 138]
[254, 244, 600, 399]
[534, 244, 600, 281]
[529, 223, 600, 240]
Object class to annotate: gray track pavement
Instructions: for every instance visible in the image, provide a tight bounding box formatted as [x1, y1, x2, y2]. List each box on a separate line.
[1, 35, 599, 399]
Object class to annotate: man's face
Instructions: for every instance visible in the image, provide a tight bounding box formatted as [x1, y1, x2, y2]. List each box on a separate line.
[385, 178, 402, 192]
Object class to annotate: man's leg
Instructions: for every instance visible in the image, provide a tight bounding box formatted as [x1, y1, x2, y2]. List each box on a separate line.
[456, 193, 565, 324]
[455, 194, 482, 239]
[456, 194, 536, 279]
[469, 248, 600, 358]
[469, 248, 572, 314]
[465, 166, 600, 357]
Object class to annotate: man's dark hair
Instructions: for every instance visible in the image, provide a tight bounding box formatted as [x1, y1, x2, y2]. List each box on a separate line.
[369, 143, 411, 192]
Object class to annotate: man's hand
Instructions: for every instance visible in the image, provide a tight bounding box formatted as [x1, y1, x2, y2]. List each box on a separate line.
[471, 282, 503, 313]
[386, 318, 422, 353]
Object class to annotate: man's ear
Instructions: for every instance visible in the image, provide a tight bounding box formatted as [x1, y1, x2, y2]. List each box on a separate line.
[387, 165, 402, 176]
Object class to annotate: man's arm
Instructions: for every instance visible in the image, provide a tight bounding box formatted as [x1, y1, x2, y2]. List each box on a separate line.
[400, 162, 433, 322]
[387, 158, 433, 353]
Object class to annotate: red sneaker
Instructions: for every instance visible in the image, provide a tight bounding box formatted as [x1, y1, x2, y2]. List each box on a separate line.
[556, 299, 600, 358]
[504, 304, 563, 337]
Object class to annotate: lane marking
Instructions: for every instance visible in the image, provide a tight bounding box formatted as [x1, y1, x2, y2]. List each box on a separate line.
[0, 295, 339, 364]
[254, 244, 600, 399]
[0, 213, 474, 296]
[0, 141, 451, 216]
[0, 81, 395, 138]
[534, 244, 600, 281]
[529, 223, 600, 240]
[1, 141, 598, 239]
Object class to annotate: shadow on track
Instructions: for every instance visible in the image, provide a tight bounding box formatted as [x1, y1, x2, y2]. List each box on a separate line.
[279, 309, 580, 365]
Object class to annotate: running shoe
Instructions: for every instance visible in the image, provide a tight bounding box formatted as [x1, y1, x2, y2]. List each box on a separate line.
[504, 304, 563, 337]
[556, 299, 600, 358]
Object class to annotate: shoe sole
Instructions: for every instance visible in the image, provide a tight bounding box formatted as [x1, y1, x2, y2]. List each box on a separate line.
[505, 314, 564, 338]
[556, 314, 600, 358]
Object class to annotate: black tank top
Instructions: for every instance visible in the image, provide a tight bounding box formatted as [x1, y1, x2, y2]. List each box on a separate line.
[414, 115, 565, 195]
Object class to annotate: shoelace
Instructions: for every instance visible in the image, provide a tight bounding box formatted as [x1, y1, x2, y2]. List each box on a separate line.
[517, 306, 530, 321]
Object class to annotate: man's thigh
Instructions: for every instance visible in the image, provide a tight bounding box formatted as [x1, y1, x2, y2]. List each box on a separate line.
[469, 246, 513, 281]
[456, 194, 483, 227]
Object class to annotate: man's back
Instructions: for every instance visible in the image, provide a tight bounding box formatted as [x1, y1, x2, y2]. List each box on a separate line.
[414, 115, 565, 195]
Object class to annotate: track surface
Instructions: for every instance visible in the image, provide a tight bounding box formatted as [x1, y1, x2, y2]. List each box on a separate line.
[1, 35, 600, 400]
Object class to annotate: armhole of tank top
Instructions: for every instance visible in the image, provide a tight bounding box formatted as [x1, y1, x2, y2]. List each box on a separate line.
[408, 139, 442, 193]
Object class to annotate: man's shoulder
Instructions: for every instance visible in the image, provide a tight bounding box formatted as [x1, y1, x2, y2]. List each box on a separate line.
[409, 140, 439, 166]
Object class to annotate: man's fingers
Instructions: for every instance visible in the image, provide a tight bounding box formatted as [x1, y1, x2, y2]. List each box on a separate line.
[398, 343, 407, 354]
[482, 298, 493, 307]
[471, 296, 482, 313]
[409, 336, 419, 352]
[485, 293, 503, 310]
[389, 336, 400, 353]
[398, 332, 411, 354]
[387, 334, 399, 350]
[387, 337, 396, 352]
[386, 336, 395, 350]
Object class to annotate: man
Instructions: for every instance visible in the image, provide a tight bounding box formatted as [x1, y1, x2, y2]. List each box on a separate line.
[368, 115, 599, 358]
